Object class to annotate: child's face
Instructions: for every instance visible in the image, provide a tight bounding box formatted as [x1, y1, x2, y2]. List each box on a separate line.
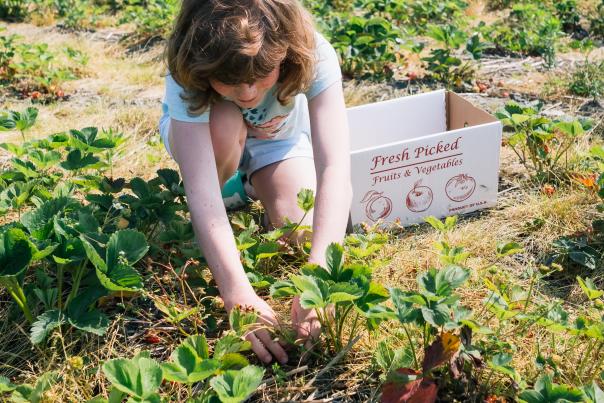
[210, 66, 280, 109]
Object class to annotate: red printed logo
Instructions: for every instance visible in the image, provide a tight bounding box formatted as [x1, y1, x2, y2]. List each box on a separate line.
[361, 190, 393, 221]
[445, 174, 476, 202]
[406, 181, 433, 212]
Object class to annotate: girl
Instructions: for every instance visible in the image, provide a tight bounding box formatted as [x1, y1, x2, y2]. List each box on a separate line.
[159, 0, 352, 364]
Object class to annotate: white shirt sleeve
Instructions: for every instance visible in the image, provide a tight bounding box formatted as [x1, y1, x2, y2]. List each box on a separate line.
[304, 32, 343, 100]
[162, 73, 210, 123]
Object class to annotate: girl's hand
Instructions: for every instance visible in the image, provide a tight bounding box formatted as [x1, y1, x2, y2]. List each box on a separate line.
[224, 291, 289, 365]
[291, 295, 321, 350]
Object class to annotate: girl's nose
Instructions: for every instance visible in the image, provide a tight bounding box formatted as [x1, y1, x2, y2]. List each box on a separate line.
[238, 83, 257, 99]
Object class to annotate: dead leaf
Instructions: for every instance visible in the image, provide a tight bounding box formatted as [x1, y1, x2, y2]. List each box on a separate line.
[422, 332, 461, 373]
[381, 369, 437, 403]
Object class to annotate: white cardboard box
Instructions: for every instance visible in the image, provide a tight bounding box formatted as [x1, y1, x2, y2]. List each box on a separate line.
[348, 89, 502, 227]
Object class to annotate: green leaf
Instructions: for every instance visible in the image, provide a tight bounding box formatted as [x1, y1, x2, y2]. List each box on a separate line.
[214, 334, 252, 360]
[0, 228, 33, 278]
[106, 229, 148, 270]
[374, 341, 414, 373]
[0, 376, 16, 393]
[80, 235, 107, 272]
[292, 275, 329, 309]
[582, 381, 604, 403]
[30, 310, 65, 344]
[60, 149, 100, 170]
[390, 288, 421, 324]
[424, 216, 445, 232]
[554, 120, 584, 137]
[229, 306, 258, 336]
[577, 277, 603, 300]
[102, 352, 163, 400]
[488, 353, 520, 382]
[421, 304, 450, 327]
[66, 289, 109, 336]
[68, 306, 109, 335]
[161, 345, 221, 384]
[519, 375, 584, 403]
[496, 241, 523, 257]
[220, 353, 250, 370]
[328, 282, 363, 303]
[297, 188, 315, 213]
[325, 242, 345, 281]
[418, 266, 469, 297]
[182, 334, 211, 359]
[26, 371, 57, 403]
[15, 107, 38, 131]
[96, 262, 143, 291]
[511, 113, 531, 125]
[21, 196, 78, 240]
[11, 158, 39, 179]
[269, 280, 297, 298]
[210, 365, 265, 403]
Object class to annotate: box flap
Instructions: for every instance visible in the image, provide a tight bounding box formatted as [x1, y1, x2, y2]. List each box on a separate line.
[446, 92, 498, 130]
[348, 90, 447, 152]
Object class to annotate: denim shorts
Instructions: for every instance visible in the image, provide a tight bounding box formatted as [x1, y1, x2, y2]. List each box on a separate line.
[159, 115, 314, 183]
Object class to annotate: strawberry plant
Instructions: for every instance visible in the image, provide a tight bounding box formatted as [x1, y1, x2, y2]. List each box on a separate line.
[379, 216, 531, 401]
[271, 242, 390, 353]
[119, 0, 179, 41]
[589, 0, 604, 40]
[99, 307, 265, 402]
[480, 3, 563, 67]
[0, 371, 58, 402]
[421, 24, 477, 90]
[0, 33, 85, 100]
[568, 58, 604, 102]
[102, 351, 164, 402]
[0, 227, 38, 323]
[327, 16, 400, 80]
[0, 106, 38, 141]
[496, 101, 593, 183]
[518, 374, 585, 402]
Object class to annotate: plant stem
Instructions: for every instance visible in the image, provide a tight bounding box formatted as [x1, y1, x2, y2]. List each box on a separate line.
[587, 341, 604, 379]
[57, 264, 64, 310]
[402, 324, 419, 370]
[576, 339, 594, 380]
[5, 278, 34, 323]
[65, 260, 87, 307]
[523, 270, 537, 312]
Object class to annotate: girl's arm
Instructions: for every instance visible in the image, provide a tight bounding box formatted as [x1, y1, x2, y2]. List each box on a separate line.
[169, 119, 288, 364]
[307, 82, 353, 266]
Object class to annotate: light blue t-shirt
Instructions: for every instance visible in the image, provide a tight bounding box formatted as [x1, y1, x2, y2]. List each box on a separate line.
[161, 32, 342, 141]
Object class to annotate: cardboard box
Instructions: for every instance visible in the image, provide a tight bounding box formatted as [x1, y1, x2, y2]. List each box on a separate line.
[348, 89, 502, 228]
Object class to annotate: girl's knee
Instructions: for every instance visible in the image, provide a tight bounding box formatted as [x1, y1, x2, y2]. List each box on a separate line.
[209, 101, 247, 183]
[209, 101, 247, 146]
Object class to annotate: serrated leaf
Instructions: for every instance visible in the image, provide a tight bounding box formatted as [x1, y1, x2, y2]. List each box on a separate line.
[297, 188, 314, 213]
[0, 227, 33, 277]
[577, 277, 603, 300]
[210, 365, 265, 403]
[106, 229, 148, 270]
[30, 310, 65, 344]
[102, 353, 162, 400]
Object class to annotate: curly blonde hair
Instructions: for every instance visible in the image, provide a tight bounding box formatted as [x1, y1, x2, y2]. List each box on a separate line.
[165, 0, 317, 117]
